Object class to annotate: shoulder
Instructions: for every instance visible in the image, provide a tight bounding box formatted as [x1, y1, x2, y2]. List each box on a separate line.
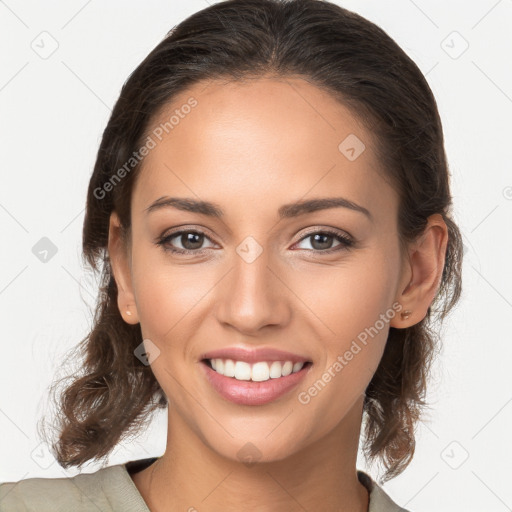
[0, 461, 151, 512]
[358, 470, 412, 512]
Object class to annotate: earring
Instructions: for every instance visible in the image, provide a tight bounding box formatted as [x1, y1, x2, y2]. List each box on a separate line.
[401, 310, 412, 320]
[126, 307, 132, 316]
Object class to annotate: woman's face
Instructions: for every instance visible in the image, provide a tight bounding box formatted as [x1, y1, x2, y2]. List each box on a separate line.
[112, 77, 410, 463]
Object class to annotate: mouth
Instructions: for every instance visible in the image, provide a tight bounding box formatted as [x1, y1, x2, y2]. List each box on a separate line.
[200, 358, 313, 406]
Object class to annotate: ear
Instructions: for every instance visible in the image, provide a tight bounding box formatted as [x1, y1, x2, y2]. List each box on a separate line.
[390, 213, 448, 328]
[108, 211, 140, 325]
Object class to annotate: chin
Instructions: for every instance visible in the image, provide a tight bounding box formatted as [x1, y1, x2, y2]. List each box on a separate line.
[203, 433, 301, 466]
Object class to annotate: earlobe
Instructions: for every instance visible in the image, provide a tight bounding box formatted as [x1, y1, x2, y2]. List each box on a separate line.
[390, 214, 448, 328]
[124, 304, 139, 324]
[108, 211, 140, 325]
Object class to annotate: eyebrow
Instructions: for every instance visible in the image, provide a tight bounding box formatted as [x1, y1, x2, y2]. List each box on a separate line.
[144, 196, 373, 222]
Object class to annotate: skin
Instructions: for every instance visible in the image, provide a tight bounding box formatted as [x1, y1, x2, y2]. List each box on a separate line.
[108, 76, 448, 512]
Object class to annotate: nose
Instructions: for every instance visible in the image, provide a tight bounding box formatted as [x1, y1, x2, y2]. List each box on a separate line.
[214, 249, 292, 335]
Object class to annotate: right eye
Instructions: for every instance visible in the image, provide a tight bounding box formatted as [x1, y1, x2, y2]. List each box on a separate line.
[156, 229, 216, 255]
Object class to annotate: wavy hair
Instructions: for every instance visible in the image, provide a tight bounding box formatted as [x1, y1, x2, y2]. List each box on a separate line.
[42, 0, 463, 484]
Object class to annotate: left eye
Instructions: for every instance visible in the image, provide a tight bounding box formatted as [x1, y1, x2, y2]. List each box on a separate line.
[294, 231, 353, 251]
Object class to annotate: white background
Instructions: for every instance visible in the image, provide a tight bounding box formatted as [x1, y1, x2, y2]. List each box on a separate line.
[1, 1, 511, 511]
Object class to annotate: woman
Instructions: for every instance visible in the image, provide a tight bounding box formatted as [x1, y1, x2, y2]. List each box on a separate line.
[0, 0, 462, 510]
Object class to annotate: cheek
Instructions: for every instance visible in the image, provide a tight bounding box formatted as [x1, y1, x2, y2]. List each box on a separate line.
[292, 242, 400, 395]
[294, 253, 399, 426]
[130, 249, 216, 343]
[294, 251, 398, 341]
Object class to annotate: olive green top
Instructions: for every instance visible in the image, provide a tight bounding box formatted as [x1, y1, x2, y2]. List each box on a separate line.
[0, 458, 411, 511]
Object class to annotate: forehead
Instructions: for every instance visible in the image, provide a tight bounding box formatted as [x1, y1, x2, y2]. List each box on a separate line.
[132, 76, 396, 223]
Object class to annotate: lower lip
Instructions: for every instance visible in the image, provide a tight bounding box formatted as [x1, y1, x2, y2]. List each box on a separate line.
[200, 360, 312, 406]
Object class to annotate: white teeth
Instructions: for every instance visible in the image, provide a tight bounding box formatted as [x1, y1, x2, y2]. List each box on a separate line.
[281, 361, 293, 376]
[251, 362, 269, 382]
[234, 361, 252, 381]
[292, 362, 304, 373]
[208, 358, 306, 381]
[269, 361, 282, 379]
[224, 359, 235, 377]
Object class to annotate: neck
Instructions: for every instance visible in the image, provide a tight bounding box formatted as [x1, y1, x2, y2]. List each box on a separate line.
[133, 396, 369, 512]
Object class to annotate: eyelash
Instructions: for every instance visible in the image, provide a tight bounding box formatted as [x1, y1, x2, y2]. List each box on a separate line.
[155, 227, 354, 256]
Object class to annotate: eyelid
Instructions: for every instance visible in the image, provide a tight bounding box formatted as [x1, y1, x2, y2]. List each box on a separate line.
[159, 224, 217, 242]
[160, 224, 353, 242]
[294, 225, 353, 243]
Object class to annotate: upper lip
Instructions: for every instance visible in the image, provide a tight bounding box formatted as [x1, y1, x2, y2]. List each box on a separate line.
[199, 346, 312, 364]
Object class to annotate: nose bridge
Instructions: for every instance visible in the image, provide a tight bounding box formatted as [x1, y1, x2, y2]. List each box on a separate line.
[215, 239, 290, 333]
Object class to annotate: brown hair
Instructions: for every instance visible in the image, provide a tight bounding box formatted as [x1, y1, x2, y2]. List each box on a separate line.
[42, 0, 463, 483]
